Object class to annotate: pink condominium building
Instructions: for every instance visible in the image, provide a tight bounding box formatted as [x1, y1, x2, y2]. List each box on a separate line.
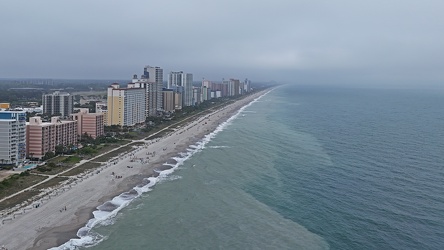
[71, 108, 104, 139]
[26, 116, 77, 159]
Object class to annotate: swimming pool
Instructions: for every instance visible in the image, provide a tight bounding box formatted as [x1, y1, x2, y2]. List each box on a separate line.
[23, 164, 37, 169]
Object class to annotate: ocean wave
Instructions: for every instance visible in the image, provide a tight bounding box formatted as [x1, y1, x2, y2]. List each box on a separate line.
[49, 176, 158, 250]
[208, 145, 230, 149]
[158, 175, 183, 183]
[51, 91, 272, 250]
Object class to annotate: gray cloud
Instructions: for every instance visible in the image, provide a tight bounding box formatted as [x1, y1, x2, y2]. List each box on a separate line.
[1, 0, 443, 86]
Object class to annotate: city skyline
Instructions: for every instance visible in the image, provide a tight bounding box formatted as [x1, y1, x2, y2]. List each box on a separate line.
[1, 1, 443, 88]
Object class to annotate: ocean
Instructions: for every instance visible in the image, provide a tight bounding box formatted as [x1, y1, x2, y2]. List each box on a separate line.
[64, 84, 444, 249]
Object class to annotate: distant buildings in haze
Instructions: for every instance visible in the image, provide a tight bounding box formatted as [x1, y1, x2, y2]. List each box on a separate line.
[0, 65, 253, 165]
[104, 65, 253, 128]
[199, 78, 252, 103]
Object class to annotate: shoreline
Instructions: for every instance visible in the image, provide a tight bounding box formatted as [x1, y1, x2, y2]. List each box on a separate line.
[0, 90, 270, 250]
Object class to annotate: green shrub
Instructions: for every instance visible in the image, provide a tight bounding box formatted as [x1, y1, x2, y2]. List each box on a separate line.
[19, 171, 30, 176]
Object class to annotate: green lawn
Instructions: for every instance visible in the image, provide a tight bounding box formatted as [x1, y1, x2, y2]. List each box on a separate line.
[62, 155, 81, 164]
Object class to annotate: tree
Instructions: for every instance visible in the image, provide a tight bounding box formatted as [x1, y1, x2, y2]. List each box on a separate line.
[26, 111, 37, 122]
[42, 151, 55, 161]
[67, 144, 76, 154]
[77, 146, 97, 156]
[20, 171, 30, 176]
[55, 145, 66, 155]
[79, 132, 94, 146]
[89, 101, 97, 113]
[104, 125, 121, 133]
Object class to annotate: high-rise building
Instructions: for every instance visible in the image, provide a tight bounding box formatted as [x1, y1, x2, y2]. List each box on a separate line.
[132, 65, 163, 116]
[243, 78, 251, 93]
[174, 92, 182, 110]
[202, 80, 212, 89]
[201, 80, 214, 101]
[26, 116, 77, 159]
[227, 79, 241, 96]
[42, 91, 73, 118]
[71, 108, 104, 139]
[168, 71, 193, 107]
[106, 83, 146, 127]
[144, 66, 163, 86]
[183, 73, 193, 106]
[222, 80, 231, 97]
[168, 71, 181, 89]
[0, 110, 26, 166]
[201, 86, 210, 101]
[144, 66, 163, 115]
[193, 87, 201, 105]
[148, 81, 161, 116]
[162, 89, 175, 112]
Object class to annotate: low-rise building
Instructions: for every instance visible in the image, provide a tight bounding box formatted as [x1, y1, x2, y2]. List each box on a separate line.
[0, 103, 11, 109]
[95, 102, 107, 113]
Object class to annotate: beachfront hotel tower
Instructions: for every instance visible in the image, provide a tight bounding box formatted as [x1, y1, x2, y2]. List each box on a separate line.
[71, 108, 105, 139]
[26, 116, 77, 159]
[131, 66, 163, 116]
[106, 83, 146, 127]
[143, 66, 163, 115]
[0, 110, 27, 166]
[168, 71, 193, 107]
[42, 91, 73, 118]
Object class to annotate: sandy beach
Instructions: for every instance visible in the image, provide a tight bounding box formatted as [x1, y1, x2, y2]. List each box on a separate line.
[0, 90, 266, 250]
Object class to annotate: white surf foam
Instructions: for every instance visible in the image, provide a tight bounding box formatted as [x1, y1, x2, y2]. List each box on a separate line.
[208, 145, 230, 149]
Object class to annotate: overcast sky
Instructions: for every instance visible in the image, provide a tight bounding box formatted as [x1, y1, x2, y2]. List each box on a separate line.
[1, 0, 443, 86]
